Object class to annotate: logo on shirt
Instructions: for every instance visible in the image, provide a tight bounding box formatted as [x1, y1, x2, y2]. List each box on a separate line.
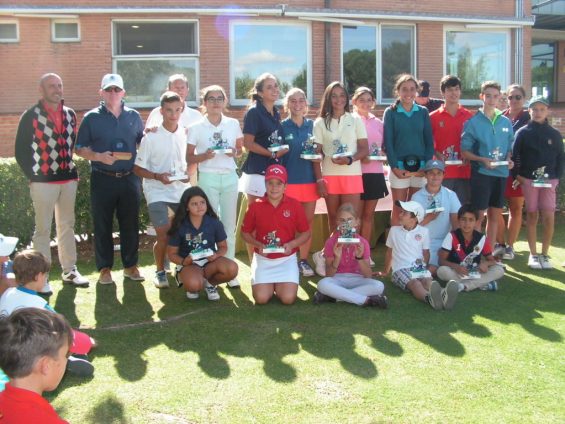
[502, 128, 509, 132]
[283, 209, 291, 218]
[415, 234, 422, 242]
[439, 121, 445, 128]
[548, 139, 552, 145]
[474, 246, 481, 253]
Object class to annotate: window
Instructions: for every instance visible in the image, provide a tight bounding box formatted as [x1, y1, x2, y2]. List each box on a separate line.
[342, 25, 415, 102]
[531, 42, 555, 101]
[112, 21, 199, 106]
[230, 21, 311, 105]
[445, 29, 509, 100]
[0, 21, 18, 43]
[52, 20, 80, 42]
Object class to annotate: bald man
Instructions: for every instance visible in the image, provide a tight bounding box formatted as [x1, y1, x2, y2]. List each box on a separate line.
[15, 73, 89, 294]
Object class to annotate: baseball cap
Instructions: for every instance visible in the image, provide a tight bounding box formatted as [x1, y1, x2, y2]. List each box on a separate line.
[528, 96, 550, 108]
[395, 200, 425, 223]
[101, 74, 124, 90]
[265, 164, 288, 184]
[0, 234, 18, 256]
[418, 80, 430, 97]
[423, 159, 445, 172]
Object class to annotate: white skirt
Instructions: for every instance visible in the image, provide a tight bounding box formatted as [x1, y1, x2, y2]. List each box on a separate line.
[251, 253, 299, 285]
[238, 172, 266, 197]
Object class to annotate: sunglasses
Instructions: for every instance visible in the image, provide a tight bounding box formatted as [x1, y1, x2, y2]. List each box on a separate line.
[104, 87, 123, 93]
[507, 95, 522, 101]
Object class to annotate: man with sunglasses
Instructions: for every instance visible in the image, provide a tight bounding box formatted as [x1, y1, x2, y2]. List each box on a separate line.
[15, 73, 90, 295]
[76, 74, 145, 285]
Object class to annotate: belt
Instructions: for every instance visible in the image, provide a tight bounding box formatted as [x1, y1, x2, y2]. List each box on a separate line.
[93, 167, 132, 178]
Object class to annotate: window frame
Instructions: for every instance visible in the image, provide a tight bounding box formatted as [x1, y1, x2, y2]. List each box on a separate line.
[443, 26, 511, 105]
[0, 20, 19, 43]
[111, 19, 200, 108]
[229, 19, 313, 106]
[51, 19, 81, 43]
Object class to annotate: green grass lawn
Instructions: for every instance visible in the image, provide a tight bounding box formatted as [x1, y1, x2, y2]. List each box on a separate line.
[44, 225, 565, 423]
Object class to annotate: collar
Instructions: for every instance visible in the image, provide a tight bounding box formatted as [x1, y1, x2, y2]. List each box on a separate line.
[479, 108, 502, 123]
[256, 100, 280, 119]
[400, 223, 419, 233]
[204, 114, 224, 128]
[397, 102, 420, 116]
[100, 100, 125, 114]
[424, 185, 443, 196]
[260, 194, 289, 207]
[41, 99, 63, 114]
[17, 286, 39, 296]
[437, 104, 465, 116]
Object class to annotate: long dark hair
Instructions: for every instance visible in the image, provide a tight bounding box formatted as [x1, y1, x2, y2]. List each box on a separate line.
[319, 81, 350, 130]
[168, 187, 219, 236]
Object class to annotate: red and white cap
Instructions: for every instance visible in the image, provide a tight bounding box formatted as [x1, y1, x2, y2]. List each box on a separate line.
[265, 164, 288, 184]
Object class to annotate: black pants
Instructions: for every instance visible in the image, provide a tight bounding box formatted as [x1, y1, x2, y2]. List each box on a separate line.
[91, 171, 141, 270]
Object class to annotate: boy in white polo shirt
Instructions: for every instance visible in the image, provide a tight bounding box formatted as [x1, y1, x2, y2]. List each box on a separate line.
[134, 92, 190, 288]
[382, 200, 459, 310]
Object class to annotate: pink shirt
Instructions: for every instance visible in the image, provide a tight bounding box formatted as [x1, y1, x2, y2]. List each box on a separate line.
[356, 112, 384, 174]
[323, 232, 371, 274]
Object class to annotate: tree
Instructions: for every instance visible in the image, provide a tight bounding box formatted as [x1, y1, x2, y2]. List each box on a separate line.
[343, 49, 376, 95]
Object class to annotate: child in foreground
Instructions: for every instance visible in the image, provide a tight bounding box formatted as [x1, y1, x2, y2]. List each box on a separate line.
[0, 308, 72, 423]
[0, 250, 95, 377]
[167, 186, 239, 301]
[314, 203, 387, 308]
[383, 200, 458, 310]
[437, 204, 504, 292]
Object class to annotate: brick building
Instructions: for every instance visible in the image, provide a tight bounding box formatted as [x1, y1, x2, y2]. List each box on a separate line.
[0, 1, 563, 157]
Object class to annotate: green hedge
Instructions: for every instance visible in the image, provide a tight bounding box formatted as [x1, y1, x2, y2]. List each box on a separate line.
[0, 158, 149, 248]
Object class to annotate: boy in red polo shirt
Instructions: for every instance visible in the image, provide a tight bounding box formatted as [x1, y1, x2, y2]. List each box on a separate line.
[241, 164, 311, 305]
[0, 308, 72, 423]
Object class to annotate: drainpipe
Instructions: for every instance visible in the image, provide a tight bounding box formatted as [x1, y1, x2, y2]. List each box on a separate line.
[325, 0, 331, 87]
[515, 0, 524, 84]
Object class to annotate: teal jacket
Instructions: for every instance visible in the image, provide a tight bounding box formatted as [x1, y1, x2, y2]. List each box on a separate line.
[461, 109, 514, 177]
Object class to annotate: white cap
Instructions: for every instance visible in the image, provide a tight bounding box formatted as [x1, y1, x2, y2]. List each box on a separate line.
[0, 234, 18, 256]
[101, 73, 124, 90]
[396, 200, 425, 223]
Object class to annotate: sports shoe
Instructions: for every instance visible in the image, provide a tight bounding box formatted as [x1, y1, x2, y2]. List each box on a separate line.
[312, 291, 335, 304]
[502, 246, 515, 260]
[298, 260, 315, 277]
[369, 258, 376, 267]
[98, 268, 114, 285]
[124, 266, 145, 281]
[528, 254, 542, 270]
[365, 294, 388, 309]
[153, 270, 169, 289]
[458, 283, 466, 293]
[227, 278, 240, 289]
[186, 291, 199, 300]
[492, 243, 506, 257]
[66, 355, 94, 378]
[480, 281, 498, 291]
[441, 280, 459, 310]
[204, 280, 220, 301]
[62, 267, 89, 287]
[312, 250, 326, 277]
[38, 281, 53, 296]
[427, 280, 443, 310]
[539, 255, 553, 270]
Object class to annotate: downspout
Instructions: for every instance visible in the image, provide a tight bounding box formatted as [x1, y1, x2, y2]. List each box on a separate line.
[324, 0, 331, 87]
[515, 0, 524, 84]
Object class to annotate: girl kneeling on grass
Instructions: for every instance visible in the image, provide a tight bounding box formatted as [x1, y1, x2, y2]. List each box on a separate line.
[167, 187, 238, 301]
[241, 164, 311, 305]
[314, 203, 388, 308]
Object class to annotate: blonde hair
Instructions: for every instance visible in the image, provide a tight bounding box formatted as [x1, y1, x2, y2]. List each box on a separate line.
[199, 85, 227, 114]
[337, 202, 358, 220]
[283, 87, 308, 117]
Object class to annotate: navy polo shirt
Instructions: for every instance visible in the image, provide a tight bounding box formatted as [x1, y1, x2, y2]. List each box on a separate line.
[76, 101, 144, 172]
[280, 117, 316, 184]
[168, 215, 227, 258]
[241, 101, 284, 175]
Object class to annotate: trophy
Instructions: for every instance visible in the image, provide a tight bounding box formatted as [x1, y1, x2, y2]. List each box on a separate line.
[425, 194, 445, 214]
[187, 233, 213, 261]
[337, 218, 360, 243]
[460, 261, 481, 280]
[532, 166, 552, 188]
[210, 131, 232, 154]
[489, 147, 509, 166]
[368, 143, 387, 161]
[331, 139, 353, 159]
[300, 135, 322, 160]
[267, 131, 289, 153]
[262, 230, 285, 254]
[444, 145, 462, 165]
[410, 259, 431, 279]
[167, 161, 187, 181]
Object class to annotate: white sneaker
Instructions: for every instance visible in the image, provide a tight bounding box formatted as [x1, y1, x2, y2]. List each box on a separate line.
[39, 281, 53, 296]
[62, 267, 89, 287]
[539, 255, 553, 270]
[528, 254, 542, 270]
[227, 278, 240, 288]
[312, 250, 326, 277]
[369, 258, 376, 267]
[153, 270, 169, 289]
[492, 243, 506, 257]
[186, 291, 199, 300]
[204, 280, 220, 301]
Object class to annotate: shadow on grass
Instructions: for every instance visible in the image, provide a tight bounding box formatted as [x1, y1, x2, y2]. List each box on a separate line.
[85, 393, 127, 424]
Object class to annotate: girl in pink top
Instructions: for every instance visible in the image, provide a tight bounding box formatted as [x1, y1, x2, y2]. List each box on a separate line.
[313, 203, 387, 307]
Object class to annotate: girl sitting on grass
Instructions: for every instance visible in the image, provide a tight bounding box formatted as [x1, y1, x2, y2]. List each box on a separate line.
[167, 187, 238, 301]
[314, 203, 388, 308]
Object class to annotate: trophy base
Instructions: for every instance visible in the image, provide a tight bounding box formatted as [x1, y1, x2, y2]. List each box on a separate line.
[268, 145, 289, 152]
[490, 161, 509, 166]
[461, 272, 481, 280]
[532, 181, 552, 188]
[445, 160, 463, 165]
[112, 152, 132, 161]
[262, 247, 285, 254]
[337, 237, 360, 243]
[332, 152, 353, 159]
[426, 207, 445, 214]
[410, 270, 431, 279]
[212, 148, 233, 154]
[168, 174, 187, 181]
[190, 249, 213, 261]
[300, 153, 322, 160]
[368, 155, 387, 161]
